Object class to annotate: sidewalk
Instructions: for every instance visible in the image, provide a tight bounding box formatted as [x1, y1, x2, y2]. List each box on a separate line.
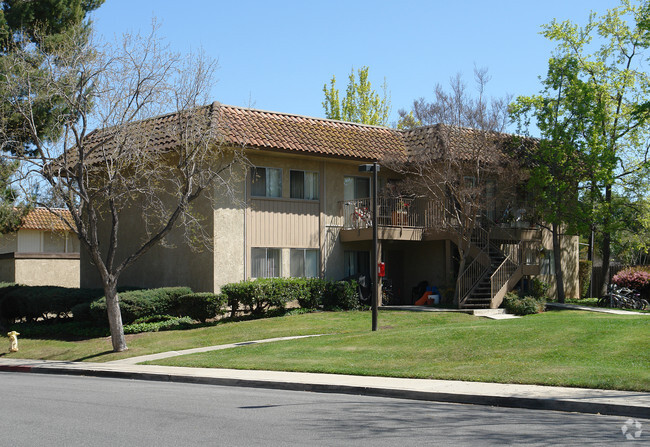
[1, 357, 648, 419]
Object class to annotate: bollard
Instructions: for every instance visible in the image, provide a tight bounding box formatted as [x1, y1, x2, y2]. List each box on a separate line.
[7, 331, 19, 352]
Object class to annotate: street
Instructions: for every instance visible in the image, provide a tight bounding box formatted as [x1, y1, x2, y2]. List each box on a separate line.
[1, 372, 646, 446]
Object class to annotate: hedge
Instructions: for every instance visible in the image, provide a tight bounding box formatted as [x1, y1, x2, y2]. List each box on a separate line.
[172, 293, 227, 322]
[88, 287, 193, 325]
[0, 285, 105, 323]
[221, 277, 359, 317]
[611, 266, 650, 300]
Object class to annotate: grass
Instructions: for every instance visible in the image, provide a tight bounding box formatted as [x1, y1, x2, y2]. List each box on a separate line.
[145, 310, 649, 391]
[3, 309, 649, 391]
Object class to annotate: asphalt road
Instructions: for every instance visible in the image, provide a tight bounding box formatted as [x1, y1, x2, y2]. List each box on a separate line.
[1, 372, 646, 446]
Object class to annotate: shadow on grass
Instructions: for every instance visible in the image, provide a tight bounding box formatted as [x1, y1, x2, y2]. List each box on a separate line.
[74, 350, 115, 362]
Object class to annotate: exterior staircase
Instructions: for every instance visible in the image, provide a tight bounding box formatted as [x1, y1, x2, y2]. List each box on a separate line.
[457, 223, 524, 310]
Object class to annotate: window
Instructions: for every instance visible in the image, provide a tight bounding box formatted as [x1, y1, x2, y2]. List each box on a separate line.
[290, 170, 319, 200]
[344, 250, 370, 278]
[540, 250, 555, 276]
[251, 167, 282, 198]
[290, 249, 319, 278]
[344, 176, 370, 201]
[251, 247, 281, 277]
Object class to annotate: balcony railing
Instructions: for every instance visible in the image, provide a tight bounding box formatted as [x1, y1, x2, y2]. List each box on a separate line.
[340, 197, 450, 230]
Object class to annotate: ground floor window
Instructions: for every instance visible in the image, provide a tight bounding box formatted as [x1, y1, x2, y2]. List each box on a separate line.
[344, 250, 370, 278]
[251, 247, 281, 278]
[540, 249, 555, 276]
[290, 248, 319, 278]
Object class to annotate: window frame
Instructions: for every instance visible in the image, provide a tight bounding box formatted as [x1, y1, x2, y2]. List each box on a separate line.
[290, 248, 319, 278]
[251, 166, 282, 198]
[251, 247, 282, 278]
[290, 170, 319, 200]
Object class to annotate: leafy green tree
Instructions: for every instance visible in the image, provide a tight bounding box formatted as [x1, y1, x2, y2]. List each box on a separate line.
[512, 0, 650, 296]
[511, 57, 594, 302]
[322, 66, 391, 126]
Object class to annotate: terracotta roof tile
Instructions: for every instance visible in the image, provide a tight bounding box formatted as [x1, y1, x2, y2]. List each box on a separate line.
[21, 208, 73, 231]
[69, 103, 525, 167]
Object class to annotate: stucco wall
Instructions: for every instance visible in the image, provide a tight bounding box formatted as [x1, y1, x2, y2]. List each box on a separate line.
[81, 188, 216, 293]
[213, 168, 246, 292]
[11, 257, 80, 287]
[538, 228, 580, 299]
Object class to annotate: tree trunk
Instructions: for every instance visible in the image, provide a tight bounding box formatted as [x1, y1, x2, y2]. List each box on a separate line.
[598, 185, 613, 297]
[104, 283, 127, 352]
[552, 223, 565, 303]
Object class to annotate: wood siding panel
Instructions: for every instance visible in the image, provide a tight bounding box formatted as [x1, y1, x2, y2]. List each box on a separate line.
[248, 199, 320, 248]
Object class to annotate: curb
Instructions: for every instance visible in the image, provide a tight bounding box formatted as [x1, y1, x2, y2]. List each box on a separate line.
[2, 363, 648, 419]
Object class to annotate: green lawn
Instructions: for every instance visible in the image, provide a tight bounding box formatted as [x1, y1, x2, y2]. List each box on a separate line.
[147, 310, 650, 391]
[3, 310, 649, 391]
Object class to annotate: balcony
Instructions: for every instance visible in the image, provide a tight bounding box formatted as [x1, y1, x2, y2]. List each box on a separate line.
[339, 197, 541, 246]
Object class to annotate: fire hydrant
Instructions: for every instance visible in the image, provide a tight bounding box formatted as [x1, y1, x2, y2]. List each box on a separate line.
[7, 331, 19, 352]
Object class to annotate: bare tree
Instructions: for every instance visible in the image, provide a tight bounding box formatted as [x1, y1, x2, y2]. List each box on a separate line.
[388, 69, 523, 306]
[1, 23, 247, 351]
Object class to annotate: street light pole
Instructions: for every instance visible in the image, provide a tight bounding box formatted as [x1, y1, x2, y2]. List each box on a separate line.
[359, 162, 380, 331]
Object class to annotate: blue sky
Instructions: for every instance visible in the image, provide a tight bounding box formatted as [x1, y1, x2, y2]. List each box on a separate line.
[90, 0, 623, 133]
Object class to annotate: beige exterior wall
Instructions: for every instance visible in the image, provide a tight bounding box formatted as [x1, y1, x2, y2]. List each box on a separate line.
[81, 190, 216, 292]
[15, 257, 80, 287]
[537, 228, 580, 299]
[213, 168, 246, 292]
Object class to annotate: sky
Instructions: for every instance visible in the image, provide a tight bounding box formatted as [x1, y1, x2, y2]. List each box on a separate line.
[90, 0, 625, 134]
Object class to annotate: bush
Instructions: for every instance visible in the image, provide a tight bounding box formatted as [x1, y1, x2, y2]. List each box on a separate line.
[0, 285, 105, 323]
[172, 293, 227, 322]
[222, 278, 306, 317]
[88, 287, 193, 325]
[503, 292, 546, 316]
[321, 280, 359, 310]
[612, 266, 650, 298]
[530, 278, 550, 299]
[578, 260, 592, 298]
[123, 315, 194, 334]
[221, 277, 359, 316]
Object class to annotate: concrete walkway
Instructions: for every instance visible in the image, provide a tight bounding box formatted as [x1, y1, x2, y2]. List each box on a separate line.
[1, 357, 647, 419]
[107, 334, 325, 365]
[547, 302, 650, 315]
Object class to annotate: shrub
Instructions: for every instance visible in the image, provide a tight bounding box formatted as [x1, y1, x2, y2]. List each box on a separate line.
[88, 287, 193, 325]
[503, 292, 546, 316]
[172, 293, 227, 322]
[321, 280, 359, 310]
[0, 285, 105, 323]
[299, 278, 326, 309]
[530, 278, 550, 299]
[612, 266, 650, 295]
[221, 278, 306, 316]
[220, 277, 359, 315]
[578, 260, 592, 298]
[123, 316, 194, 334]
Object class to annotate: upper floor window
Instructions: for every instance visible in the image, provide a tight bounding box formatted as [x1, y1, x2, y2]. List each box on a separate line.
[290, 170, 319, 200]
[344, 176, 370, 201]
[251, 167, 282, 198]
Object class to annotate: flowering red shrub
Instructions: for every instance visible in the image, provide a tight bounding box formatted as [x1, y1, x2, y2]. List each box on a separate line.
[611, 266, 650, 292]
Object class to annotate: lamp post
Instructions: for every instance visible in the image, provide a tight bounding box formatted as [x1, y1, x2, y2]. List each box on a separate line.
[359, 162, 379, 331]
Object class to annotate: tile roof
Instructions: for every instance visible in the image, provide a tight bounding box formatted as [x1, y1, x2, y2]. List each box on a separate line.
[73, 103, 526, 166]
[401, 124, 521, 164]
[21, 208, 73, 231]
